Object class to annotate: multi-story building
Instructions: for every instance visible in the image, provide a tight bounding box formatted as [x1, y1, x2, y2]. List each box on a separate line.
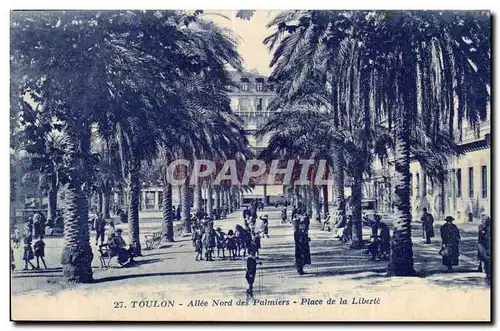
[133, 70, 282, 211]
[368, 117, 490, 224]
[228, 70, 283, 205]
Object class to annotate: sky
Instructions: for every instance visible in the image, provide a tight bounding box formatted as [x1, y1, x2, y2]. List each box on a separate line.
[205, 10, 277, 76]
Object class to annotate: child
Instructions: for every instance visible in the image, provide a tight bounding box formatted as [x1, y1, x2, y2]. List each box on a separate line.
[253, 232, 261, 257]
[215, 228, 226, 258]
[226, 230, 237, 260]
[22, 236, 36, 270]
[194, 228, 203, 261]
[33, 238, 48, 269]
[260, 215, 270, 239]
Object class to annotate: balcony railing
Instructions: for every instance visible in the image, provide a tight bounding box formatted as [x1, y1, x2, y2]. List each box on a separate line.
[234, 110, 276, 117]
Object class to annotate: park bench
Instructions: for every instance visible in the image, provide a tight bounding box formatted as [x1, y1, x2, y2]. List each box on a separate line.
[98, 244, 117, 269]
[145, 232, 163, 250]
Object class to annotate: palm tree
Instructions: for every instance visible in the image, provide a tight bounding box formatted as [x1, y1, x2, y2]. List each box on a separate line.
[265, 10, 490, 274]
[11, 10, 241, 280]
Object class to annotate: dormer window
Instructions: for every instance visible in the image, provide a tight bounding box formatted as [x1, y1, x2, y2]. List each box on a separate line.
[256, 78, 264, 91]
[240, 77, 249, 91]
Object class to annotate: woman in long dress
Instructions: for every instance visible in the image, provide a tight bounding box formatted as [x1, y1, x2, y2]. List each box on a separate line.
[294, 222, 311, 275]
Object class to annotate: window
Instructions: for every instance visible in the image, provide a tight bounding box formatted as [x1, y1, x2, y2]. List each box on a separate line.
[456, 169, 462, 198]
[447, 171, 453, 197]
[256, 98, 263, 111]
[256, 78, 264, 91]
[481, 166, 487, 199]
[158, 191, 163, 207]
[241, 82, 249, 91]
[468, 167, 474, 198]
[410, 173, 413, 196]
[239, 98, 249, 111]
[145, 192, 155, 209]
[423, 174, 427, 197]
[416, 173, 420, 197]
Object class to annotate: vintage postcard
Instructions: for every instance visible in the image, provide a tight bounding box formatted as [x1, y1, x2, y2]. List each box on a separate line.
[10, 9, 491, 321]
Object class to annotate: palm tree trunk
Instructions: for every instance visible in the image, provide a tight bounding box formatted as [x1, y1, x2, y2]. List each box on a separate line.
[351, 173, 363, 249]
[103, 188, 111, 219]
[181, 183, 191, 233]
[220, 187, 226, 217]
[127, 156, 142, 256]
[312, 185, 321, 222]
[194, 179, 203, 215]
[214, 186, 221, 219]
[207, 184, 214, 219]
[229, 187, 235, 212]
[61, 134, 93, 283]
[98, 191, 103, 214]
[162, 183, 174, 241]
[47, 173, 58, 224]
[388, 116, 416, 276]
[322, 185, 329, 217]
[332, 150, 346, 225]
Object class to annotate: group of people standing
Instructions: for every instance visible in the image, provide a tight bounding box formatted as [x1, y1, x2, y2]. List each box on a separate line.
[91, 212, 134, 265]
[191, 211, 269, 263]
[422, 208, 491, 280]
[11, 212, 48, 271]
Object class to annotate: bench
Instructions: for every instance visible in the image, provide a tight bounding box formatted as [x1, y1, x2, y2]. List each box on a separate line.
[145, 232, 163, 250]
[98, 244, 117, 269]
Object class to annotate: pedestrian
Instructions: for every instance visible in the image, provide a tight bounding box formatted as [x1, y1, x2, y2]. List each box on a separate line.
[477, 215, 490, 284]
[202, 222, 216, 261]
[253, 231, 261, 257]
[33, 238, 47, 269]
[32, 212, 43, 239]
[194, 227, 203, 261]
[11, 228, 21, 248]
[176, 205, 181, 221]
[281, 206, 287, 224]
[245, 250, 261, 299]
[294, 222, 311, 275]
[226, 230, 237, 260]
[107, 229, 134, 265]
[94, 212, 106, 246]
[260, 215, 270, 239]
[215, 227, 226, 258]
[367, 215, 390, 260]
[421, 208, 435, 244]
[439, 216, 461, 272]
[22, 235, 36, 270]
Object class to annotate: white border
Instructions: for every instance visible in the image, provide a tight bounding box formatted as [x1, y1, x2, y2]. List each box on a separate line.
[1, 1, 497, 330]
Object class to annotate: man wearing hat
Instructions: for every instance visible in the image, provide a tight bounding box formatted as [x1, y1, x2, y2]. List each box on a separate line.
[94, 212, 107, 246]
[260, 215, 270, 239]
[440, 216, 461, 272]
[421, 208, 435, 244]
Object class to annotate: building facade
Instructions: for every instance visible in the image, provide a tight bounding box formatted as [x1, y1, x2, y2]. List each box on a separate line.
[227, 70, 283, 205]
[368, 119, 490, 224]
